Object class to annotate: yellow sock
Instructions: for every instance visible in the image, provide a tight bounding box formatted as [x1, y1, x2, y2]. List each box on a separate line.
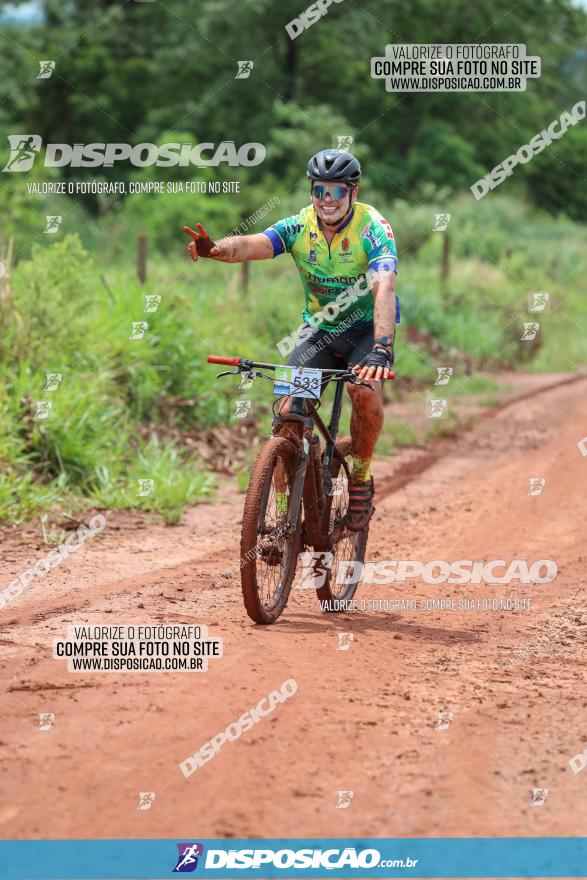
[351, 455, 371, 482]
[275, 491, 288, 515]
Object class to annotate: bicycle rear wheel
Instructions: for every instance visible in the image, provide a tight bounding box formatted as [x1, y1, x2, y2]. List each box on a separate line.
[316, 437, 369, 611]
[241, 435, 302, 624]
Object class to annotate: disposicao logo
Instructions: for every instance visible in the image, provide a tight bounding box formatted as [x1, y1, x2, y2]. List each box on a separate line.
[2, 137, 266, 171]
[173, 843, 204, 873]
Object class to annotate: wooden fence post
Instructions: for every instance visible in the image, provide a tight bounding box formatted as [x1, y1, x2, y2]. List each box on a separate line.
[441, 233, 451, 281]
[137, 234, 148, 284]
[0, 236, 14, 303]
[241, 260, 249, 296]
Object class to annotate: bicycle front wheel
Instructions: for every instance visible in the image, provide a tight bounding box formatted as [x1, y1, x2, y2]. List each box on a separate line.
[241, 435, 302, 624]
[317, 437, 369, 611]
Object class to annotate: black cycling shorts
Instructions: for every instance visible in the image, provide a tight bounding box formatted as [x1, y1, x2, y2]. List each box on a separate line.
[283, 322, 374, 399]
[285, 322, 374, 372]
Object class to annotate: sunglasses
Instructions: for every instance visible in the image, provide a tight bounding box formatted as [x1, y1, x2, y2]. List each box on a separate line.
[311, 183, 351, 201]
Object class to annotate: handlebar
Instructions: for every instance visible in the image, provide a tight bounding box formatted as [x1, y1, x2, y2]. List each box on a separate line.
[207, 356, 242, 366]
[207, 355, 394, 380]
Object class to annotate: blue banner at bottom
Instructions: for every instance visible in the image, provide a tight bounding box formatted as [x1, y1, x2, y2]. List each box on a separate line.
[0, 837, 585, 879]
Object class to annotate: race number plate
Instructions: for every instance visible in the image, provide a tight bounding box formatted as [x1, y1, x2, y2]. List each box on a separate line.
[273, 367, 322, 399]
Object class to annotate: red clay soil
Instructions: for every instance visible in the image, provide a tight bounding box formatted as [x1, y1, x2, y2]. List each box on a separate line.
[0, 373, 586, 848]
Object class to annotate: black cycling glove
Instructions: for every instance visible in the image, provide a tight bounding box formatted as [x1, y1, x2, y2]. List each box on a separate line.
[358, 345, 394, 370]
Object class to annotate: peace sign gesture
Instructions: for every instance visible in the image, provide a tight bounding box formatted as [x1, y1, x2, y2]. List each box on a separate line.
[183, 223, 220, 261]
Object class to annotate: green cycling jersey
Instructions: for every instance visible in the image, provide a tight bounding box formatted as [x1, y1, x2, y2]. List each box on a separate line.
[263, 201, 399, 331]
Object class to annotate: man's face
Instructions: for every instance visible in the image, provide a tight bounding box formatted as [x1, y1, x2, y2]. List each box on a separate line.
[311, 181, 357, 225]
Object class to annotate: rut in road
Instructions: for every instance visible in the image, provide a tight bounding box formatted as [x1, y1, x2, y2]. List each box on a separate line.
[0, 373, 585, 840]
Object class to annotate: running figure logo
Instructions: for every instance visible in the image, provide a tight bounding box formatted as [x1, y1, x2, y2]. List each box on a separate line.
[234, 399, 252, 419]
[137, 479, 154, 497]
[335, 135, 354, 150]
[32, 401, 52, 420]
[433, 213, 451, 231]
[528, 477, 545, 496]
[428, 399, 447, 418]
[137, 792, 155, 810]
[173, 843, 204, 873]
[44, 215, 62, 233]
[521, 322, 539, 341]
[530, 788, 548, 806]
[528, 292, 550, 312]
[3, 135, 42, 172]
[435, 711, 453, 731]
[43, 372, 62, 392]
[235, 61, 254, 79]
[434, 367, 453, 386]
[129, 321, 149, 340]
[296, 551, 333, 589]
[336, 790, 354, 809]
[336, 632, 354, 652]
[38, 60, 55, 79]
[38, 712, 55, 730]
[144, 294, 161, 313]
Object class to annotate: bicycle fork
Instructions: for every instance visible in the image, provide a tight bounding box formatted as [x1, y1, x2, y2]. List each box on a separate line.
[321, 378, 345, 498]
[288, 436, 310, 534]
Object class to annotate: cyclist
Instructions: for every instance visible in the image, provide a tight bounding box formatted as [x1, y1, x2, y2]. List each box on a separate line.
[184, 149, 398, 531]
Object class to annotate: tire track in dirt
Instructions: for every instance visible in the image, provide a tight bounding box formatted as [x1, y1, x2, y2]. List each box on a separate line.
[0, 372, 586, 842]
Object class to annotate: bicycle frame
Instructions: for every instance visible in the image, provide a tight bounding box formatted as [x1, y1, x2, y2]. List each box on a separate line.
[272, 379, 349, 551]
[207, 355, 392, 552]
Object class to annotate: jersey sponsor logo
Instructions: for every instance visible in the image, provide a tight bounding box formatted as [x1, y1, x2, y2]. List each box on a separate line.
[381, 218, 394, 239]
[371, 256, 398, 273]
[342, 236, 350, 251]
[360, 225, 379, 249]
[308, 249, 316, 262]
[306, 271, 367, 287]
[285, 222, 304, 235]
[309, 231, 317, 239]
[309, 285, 335, 297]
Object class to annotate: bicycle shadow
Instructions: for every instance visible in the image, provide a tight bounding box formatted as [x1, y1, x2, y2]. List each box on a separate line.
[254, 609, 482, 647]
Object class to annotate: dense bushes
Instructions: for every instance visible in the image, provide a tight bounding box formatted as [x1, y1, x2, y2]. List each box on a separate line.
[0, 194, 585, 522]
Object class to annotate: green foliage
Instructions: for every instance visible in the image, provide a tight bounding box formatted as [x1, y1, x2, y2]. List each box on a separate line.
[0, 235, 224, 522]
[525, 124, 587, 222]
[0, 0, 585, 217]
[0, 188, 583, 524]
[90, 438, 215, 524]
[0, 0, 584, 527]
[377, 420, 419, 455]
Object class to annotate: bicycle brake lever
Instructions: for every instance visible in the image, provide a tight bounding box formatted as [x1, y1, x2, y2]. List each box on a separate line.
[216, 366, 263, 380]
[347, 372, 375, 389]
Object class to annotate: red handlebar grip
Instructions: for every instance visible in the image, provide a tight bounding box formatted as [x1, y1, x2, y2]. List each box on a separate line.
[207, 356, 241, 366]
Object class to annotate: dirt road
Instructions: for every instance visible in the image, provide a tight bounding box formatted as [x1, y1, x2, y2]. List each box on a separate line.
[1, 373, 586, 841]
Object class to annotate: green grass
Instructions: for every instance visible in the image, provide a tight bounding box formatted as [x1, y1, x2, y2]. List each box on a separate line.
[424, 410, 463, 441]
[377, 420, 419, 455]
[0, 192, 584, 524]
[428, 372, 504, 401]
[90, 438, 215, 524]
[235, 469, 251, 494]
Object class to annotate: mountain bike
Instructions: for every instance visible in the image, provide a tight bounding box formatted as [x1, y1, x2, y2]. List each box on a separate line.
[208, 355, 394, 624]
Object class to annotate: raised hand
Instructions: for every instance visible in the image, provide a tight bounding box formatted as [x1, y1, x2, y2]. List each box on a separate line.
[183, 223, 221, 261]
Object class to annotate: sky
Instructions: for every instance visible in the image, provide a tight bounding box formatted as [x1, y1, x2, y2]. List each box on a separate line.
[1, 0, 587, 18]
[1, 0, 586, 25]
